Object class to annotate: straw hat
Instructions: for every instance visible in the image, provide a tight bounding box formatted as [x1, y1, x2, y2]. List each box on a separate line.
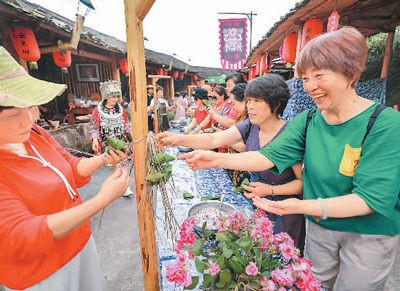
[0, 46, 66, 108]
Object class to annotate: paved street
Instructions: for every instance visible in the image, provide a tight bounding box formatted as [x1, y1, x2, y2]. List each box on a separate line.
[79, 164, 144, 291]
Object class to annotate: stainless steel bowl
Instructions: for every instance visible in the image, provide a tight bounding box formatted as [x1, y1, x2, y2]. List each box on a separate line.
[188, 201, 237, 233]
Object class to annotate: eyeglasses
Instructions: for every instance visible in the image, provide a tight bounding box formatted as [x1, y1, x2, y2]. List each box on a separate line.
[210, 96, 217, 100]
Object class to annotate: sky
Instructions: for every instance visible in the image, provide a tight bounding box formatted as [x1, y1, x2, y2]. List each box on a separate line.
[28, 0, 299, 68]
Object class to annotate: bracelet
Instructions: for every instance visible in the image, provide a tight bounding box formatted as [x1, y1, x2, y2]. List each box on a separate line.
[317, 198, 328, 220]
[271, 186, 274, 197]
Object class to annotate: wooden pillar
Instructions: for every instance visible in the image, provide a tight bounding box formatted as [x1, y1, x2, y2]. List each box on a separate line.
[170, 77, 174, 101]
[123, 1, 159, 291]
[381, 31, 395, 79]
[112, 55, 121, 81]
[152, 77, 158, 133]
[294, 27, 302, 78]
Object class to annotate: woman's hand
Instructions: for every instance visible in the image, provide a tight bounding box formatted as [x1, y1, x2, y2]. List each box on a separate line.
[178, 150, 218, 170]
[97, 167, 130, 204]
[252, 196, 303, 215]
[101, 149, 128, 166]
[207, 106, 218, 118]
[92, 138, 100, 153]
[158, 131, 180, 146]
[242, 182, 269, 199]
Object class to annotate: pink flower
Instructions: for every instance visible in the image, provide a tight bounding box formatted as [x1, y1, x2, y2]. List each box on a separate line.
[176, 250, 189, 266]
[251, 208, 268, 220]
[292, 257, 312, 272]
[271, 268, 294, 286]
[279, 242, 296, 261]
[251, 217, 273, 240]
[295, 269, 321, 291]
[225, 210, 247, 234]
[216, 216, 227, 232]
[205, 259, 220, 276]
[274, 232, 295, 247]
[183, 273, 193, 287]
[260, 276, 276, 291]
[245, 261, 258, 276]
[166, 262, 188, 285]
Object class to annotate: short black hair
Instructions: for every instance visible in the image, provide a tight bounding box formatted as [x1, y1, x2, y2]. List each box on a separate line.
[230, 83, 246, 102]
[213, 86, 228, 100]
[245, 74, 290, 116]
[226, 73, 246, 85]
[0, 106, 10, 113]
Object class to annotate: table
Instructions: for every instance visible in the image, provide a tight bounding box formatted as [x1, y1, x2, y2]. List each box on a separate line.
[67, 107, 93, 125]
[155, 145, 255, 290]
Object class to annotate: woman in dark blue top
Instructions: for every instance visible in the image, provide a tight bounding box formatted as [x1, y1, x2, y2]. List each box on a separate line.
[159, 75, 305, 250]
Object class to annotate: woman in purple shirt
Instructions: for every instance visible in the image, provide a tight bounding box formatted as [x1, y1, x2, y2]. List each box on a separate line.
[159, 75, 305, 250]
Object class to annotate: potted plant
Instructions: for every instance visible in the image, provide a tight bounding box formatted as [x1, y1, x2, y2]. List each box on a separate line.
[166, 209, 321, 290]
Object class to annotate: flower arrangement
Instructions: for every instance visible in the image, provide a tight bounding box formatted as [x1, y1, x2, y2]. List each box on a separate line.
[166, 209, 321, 290]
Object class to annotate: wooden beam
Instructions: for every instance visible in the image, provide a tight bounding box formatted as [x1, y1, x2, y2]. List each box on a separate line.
[381, 31, 395, 79]
[112, 55, 121, 81]
[70, 49, 114, 62]
[170, 77, 174, 102]
[123, 1, 159, 291]
[135, 0, 155, 20]
[148, 74, 171, 79]
[294, 26, 302, 78]
[151, 77, 159, 133]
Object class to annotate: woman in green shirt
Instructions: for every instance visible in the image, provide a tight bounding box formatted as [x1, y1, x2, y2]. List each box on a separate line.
[178, 27, 400, 290]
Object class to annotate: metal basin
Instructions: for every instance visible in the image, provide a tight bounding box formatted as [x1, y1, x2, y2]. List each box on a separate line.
[188, 201, 237, 233]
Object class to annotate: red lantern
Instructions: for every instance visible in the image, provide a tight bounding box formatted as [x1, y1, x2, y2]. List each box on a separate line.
[255, 58, 261, 76]
[9, 26, 41, 69]
[195, 81, 200, 87]
[179, 73, 184, 80]
[261, 53, 272, 74]
[53, 50, 71, 73]
[301, 19, 323, 49]
[248, 66, 256, 80]
[327, 11, 340, 33]
[193, 73, 198, 81]
[282, 33, 298, 63]
[156, 68, 164, 75]
[119, 58, 129, 75]
[173, 71, 179, 79]
[163, 70, 168, 76]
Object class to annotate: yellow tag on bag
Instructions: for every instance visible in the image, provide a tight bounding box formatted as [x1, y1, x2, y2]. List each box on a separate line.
[339, 144, 362, 177]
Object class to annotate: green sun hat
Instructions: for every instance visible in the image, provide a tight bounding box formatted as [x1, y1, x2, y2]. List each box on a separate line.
[0, 46, 67, 108]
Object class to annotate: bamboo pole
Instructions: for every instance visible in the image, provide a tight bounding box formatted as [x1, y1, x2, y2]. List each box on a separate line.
[381, 31, 395, 79]
[152, 77, 158, 133]
[123, 1, 159, 291]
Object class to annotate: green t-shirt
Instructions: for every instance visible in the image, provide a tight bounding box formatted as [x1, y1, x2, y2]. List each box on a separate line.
[259, 103, 400, 235]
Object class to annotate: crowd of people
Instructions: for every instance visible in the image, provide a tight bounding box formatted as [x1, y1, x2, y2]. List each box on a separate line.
[0, 26, 399, 291]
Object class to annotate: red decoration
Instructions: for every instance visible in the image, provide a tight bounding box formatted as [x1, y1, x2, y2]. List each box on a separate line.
[179, 73, 184, 80]
[301, 19, 323, 49]
[9, 26, 40, 68]
[241, 73, 248, 81]
[260, 53, 272, 74]
[173, 71, 179, 79]
[282, 33, 298, 63]
[119, 58, 129, 74]
[327, 11, 340, 33]
[53, 50, 71, 68]
[195, 81, 200, 87]
[248, 66, 256, 80]
[255, 57, 261, 76]
[163, 70, 168, 76]
[156, 68, 164, 75]
[193, 73, 198, 81]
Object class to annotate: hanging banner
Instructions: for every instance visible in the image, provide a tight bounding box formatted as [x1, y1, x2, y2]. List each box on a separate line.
[218, 18, 247, 71]
[327, 11, 340, 32]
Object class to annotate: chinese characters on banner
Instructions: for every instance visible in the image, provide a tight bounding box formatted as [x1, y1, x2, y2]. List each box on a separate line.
[327, 11, 340, 32]
[218, 18, 247, 71]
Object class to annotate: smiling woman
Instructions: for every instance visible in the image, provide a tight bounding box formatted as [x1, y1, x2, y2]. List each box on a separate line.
[0, 46, 130, 291]
[177, 27, 400, 290]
